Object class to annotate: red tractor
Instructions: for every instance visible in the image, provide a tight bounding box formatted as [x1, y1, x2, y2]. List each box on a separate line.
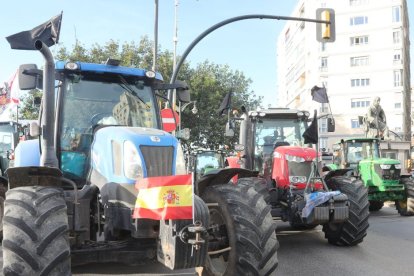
[226, 107, 369, 245]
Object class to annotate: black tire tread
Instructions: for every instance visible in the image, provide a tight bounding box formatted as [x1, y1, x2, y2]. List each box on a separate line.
[323, 176, 370, 246]
[396, 178, 414, 216]
[202, 183, 278, 276]
[2, 186, 70, 276]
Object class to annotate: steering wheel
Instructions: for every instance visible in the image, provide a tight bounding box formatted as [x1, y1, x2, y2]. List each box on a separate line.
[90, 112, 114, 125]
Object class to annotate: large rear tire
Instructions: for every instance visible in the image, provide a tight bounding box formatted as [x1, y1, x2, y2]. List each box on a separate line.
[2, 186, 70, 276]
[396, 177, 414, 216]
[369, 200, 384, 212]
[323, 176, 369, 246]
[201, 183, 278, 276]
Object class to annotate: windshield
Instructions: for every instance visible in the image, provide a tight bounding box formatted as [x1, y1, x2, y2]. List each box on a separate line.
[255, 117, 307, 155]
[59, 74, 158, 152]
[196, 152, 224, 176]
[346, 141, 380, 163]
[0, 125, 15, 155]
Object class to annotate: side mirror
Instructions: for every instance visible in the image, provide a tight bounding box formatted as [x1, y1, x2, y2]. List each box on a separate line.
[176, 128, 190, 140]
[161, 108, 179, 132]
[18, 64, 40, 90]
[29, 121, 40, 137]
[175, 80, 191, 103]
[327, 117, 335, 132]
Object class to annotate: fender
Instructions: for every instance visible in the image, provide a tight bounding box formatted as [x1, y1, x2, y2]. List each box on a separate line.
[195, 167, 258, 196]
[324, 168, 353, 183]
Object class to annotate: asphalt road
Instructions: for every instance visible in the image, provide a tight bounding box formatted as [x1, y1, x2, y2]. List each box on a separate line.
[1, 205, 413, 275]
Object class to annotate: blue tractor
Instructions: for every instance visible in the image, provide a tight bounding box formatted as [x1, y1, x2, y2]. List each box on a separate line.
[1, 17, 278, 276]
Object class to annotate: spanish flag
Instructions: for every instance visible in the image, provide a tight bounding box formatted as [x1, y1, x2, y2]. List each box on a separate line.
[133, 174, 193, 220]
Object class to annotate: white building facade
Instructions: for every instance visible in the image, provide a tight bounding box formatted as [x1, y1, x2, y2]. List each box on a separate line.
[277, 0, 410, 152]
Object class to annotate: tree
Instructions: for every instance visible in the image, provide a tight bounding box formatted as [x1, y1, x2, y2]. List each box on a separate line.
[18, 89, 42, 120]
[23, 38, 262, 150]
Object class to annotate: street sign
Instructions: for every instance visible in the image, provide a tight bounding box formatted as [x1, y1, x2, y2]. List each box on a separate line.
[161, 108, 179, 132]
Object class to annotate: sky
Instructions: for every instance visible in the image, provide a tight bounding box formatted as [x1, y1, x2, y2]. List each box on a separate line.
[0, 0, 413, 107]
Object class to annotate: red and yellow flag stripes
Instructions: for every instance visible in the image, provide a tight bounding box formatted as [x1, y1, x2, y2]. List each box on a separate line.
[133, 174, 193, 220]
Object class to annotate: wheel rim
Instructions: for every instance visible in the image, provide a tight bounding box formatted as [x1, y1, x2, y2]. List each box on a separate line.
[207, 207, 231, 275]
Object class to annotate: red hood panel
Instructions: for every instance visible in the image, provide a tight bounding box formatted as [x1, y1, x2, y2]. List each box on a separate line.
[275, 146, 318, 160]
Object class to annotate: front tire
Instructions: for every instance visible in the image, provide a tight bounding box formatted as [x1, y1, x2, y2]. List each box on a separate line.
[2, 186, 70, 276]
[201, 183, 278, 276]
[323, 176, 369, 246]
[396, 177, 414, 216]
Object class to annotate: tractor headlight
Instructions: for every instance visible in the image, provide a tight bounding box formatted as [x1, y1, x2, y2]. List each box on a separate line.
[285, 154, 305, 163]
[289, 176, 307, 183]
[123, 141, 143, 180]
[380, 164, 392, 170]
[176, 142, 187, 174]
[394, 164, 402, 169]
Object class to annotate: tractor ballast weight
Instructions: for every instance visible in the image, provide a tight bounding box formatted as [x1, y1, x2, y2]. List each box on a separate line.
[326, 138, 414, 215]
[226, 107, 369, 245]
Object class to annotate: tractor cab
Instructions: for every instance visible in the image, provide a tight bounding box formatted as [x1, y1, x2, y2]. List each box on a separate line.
[191, 149, 226, 181]
[240, 108, 312, 183]
[332, 138, 381, 170]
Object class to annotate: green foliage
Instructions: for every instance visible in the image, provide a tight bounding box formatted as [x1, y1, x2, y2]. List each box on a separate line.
[27, 37, 262, 150]
[18, 89, 42, 120]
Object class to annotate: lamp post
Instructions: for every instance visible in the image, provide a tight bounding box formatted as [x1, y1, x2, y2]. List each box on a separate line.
[178, 100, 197, 133]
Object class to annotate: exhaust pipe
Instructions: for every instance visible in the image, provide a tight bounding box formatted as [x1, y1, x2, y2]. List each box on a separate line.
[35, 40, 59, 168]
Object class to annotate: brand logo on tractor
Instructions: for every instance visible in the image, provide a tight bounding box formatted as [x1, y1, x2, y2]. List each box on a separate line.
[150, 136, 161, 142]
[163, 190, 180, 205]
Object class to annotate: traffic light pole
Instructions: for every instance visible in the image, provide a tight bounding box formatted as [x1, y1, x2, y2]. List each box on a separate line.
[169, 13, 333, 91]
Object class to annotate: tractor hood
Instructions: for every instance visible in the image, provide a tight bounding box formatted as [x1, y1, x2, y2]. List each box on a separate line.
[274, 146, 318, 161]
[360, 158, 400, 166]
[91, 126, 179, 184]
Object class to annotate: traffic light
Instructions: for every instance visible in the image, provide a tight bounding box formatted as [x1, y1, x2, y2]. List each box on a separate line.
[316, 8, 335, 43]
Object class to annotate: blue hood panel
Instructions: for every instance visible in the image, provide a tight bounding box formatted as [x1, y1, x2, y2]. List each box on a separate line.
[91, 126, 178, 184]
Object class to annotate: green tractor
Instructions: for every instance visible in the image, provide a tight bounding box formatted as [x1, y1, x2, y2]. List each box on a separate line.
[326, 138, 414, 215]
[188, 149, 227, 181]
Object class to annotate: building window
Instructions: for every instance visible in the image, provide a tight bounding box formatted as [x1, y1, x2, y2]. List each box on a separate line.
[320, 103, 329, 113]
[350, 36, 369, 46]
[395, 102, 402, 109]
[351, 119, 360, 128]
[349, 0, 368, 5]
[350, 16, 368, 26]
[319, 137, 328, 150]
[393, 30, 401, 44]
[320, 57, 328, 71]
[394, 70, 403, 87]
[392, 6, 401, 23]
[350, 56, 369, 67]
[319, 118, 328, 133]
[351, 78, 370, 87]
[394, 51, 402, 64]
[351, 99, 370, 108]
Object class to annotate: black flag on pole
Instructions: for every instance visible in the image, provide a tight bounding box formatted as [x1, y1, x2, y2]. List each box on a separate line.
[6, 12, 63, 50]
[218, 92, 232, 116]
[302, 110, 319, 144]
[311, 85, 329, 103]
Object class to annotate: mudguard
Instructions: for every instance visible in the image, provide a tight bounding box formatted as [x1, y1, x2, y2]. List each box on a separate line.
[195, 167, 258, 195]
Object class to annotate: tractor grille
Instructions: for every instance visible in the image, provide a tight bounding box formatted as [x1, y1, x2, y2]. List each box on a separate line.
[140, 146, 174, 177]
[374, 164, 401, 180]
[288, 161, 312, 178]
